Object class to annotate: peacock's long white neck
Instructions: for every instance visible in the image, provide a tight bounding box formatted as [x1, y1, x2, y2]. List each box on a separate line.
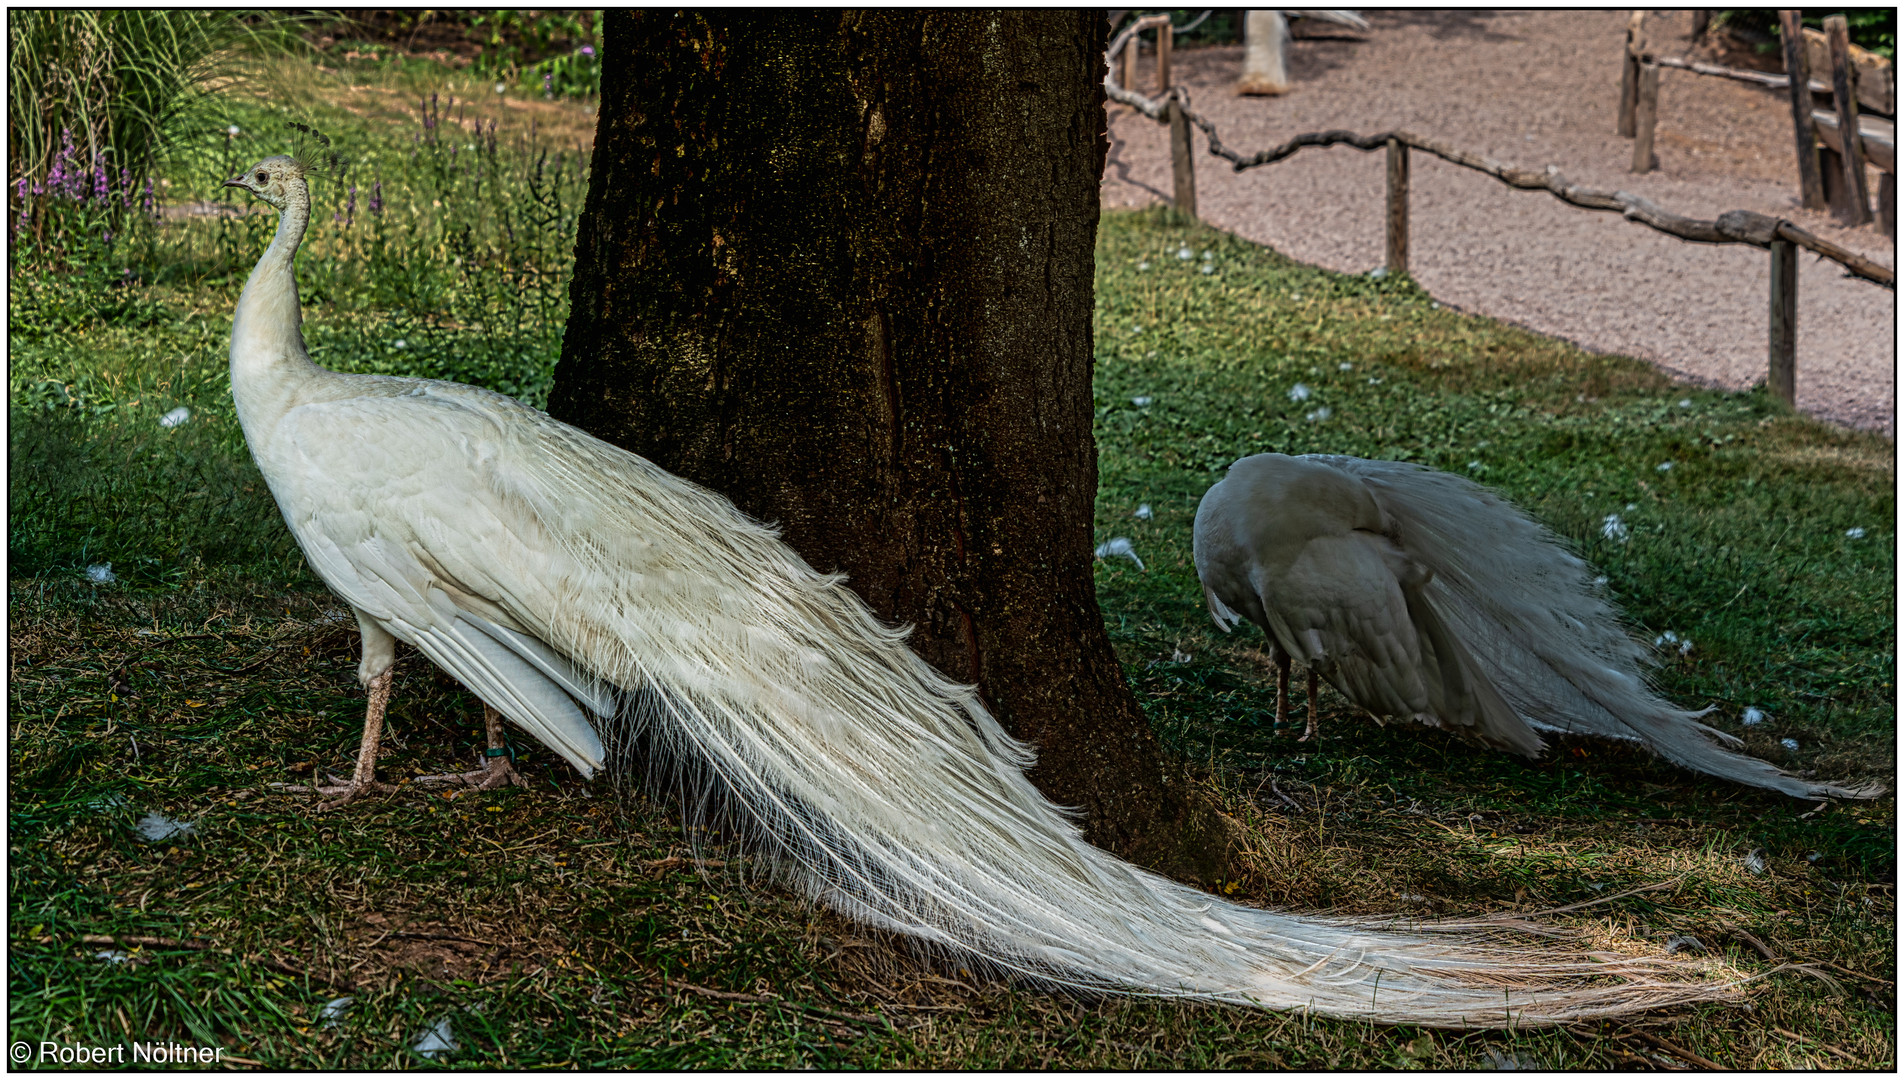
[229, 176, 323, 443]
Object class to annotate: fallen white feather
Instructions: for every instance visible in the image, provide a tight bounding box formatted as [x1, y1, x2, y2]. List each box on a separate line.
[1093, 537, 1145, 571]
[159, 406, 191, 429]
[413, 1016, 458, 1059]
[136, 813, 196, 842]
[319, 997, 354, 1031]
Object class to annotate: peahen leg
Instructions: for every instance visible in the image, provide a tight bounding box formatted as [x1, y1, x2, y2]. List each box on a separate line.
[1297, 668, 1321, 742]
[417, 704, 528, 791]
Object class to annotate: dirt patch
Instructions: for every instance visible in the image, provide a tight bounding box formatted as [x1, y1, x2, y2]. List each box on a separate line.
[1105, 10, 1894, 436]
[334, 910, 552, 989]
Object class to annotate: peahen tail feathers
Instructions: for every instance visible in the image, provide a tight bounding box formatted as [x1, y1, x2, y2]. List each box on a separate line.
[1309, 455, 1883, 800]
[465, 410, 1741, 1026]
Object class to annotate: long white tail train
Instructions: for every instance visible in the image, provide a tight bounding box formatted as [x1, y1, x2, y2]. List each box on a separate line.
[410, 401, 1736, 1026]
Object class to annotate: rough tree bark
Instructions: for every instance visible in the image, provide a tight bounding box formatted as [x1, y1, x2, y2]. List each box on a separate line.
[550, 10, 1235, 882]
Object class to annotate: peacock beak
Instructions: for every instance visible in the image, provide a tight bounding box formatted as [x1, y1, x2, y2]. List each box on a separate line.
[223, 177, 247, 189]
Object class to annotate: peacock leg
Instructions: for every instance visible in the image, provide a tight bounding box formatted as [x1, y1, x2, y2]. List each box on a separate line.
[1272, 645, 1291, 730]
[1297, 668, 1320, 742]
[416, 705, 528, 791]
[276, 668, 401, 810]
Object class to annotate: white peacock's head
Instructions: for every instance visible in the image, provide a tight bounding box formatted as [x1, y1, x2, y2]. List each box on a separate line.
[224, 155, 305, 209]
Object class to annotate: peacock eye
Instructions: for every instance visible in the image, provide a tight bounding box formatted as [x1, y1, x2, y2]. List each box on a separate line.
[257, 172, 268, 183]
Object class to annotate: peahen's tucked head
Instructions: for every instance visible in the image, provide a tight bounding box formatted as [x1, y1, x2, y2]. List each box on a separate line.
[224, 155, 307, 210]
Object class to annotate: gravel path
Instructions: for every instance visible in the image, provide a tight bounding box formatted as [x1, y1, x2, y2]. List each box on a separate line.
[1103, 10, 1895, 436]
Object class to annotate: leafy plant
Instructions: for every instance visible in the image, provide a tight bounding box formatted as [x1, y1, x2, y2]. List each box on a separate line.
[1714, 9, 1895, 60]
[469, 9, 602, 97]
[6, 11, 304, 221]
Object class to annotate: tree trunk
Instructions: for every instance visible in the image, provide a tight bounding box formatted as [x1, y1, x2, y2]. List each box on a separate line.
[551, 10, 1234, 883]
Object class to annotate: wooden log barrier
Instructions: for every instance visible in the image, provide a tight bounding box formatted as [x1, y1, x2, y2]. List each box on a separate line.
[1768, 238, 1798, 406]
[1157, 18, 1173, 95]
[1780, 10, 1828, 211]
[1168, 96, 1198, 219]
[1631, 61, 1661, 173]
[1824, 15, 1872, 225]
[1618, 11, 1644, 136]
[1120, 26, 1139, 96]
[1386, 137, 1409, 275]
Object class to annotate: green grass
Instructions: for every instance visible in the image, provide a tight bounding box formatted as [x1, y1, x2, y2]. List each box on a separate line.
[8, 57, 1894, 1069]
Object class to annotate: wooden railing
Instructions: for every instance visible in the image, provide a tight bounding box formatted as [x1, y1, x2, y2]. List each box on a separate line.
[1621, 11, 1894, 237]
[1104, 19, 1893, 411]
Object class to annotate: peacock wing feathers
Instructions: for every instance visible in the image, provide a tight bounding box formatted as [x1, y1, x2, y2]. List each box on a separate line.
[1306, 454, 1883, 799]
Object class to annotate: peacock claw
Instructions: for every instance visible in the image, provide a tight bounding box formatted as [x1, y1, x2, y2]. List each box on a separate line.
[271, 774, 400, 811]
[415, 756, 527, 791]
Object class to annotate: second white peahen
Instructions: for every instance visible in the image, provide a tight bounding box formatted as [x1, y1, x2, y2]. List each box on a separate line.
[221, 147, 1740, 1027]
[1193, 452, 1883, 800]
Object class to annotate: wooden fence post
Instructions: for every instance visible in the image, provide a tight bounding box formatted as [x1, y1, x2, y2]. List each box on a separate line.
[1631, 61, 1661, 173]
[1881, 172, 1896, 239]
[1823, 15, 1871, 225]
[1157, 20, 1173, 94]
[1168, 95, 1197, 219]
[1121, 29, 1139, 92]
[1386, 137, 1409, 276]
[1768, 238, 1797, 407]
[1618, 11, 1644, 136]
[1779, 10, 1827, 210]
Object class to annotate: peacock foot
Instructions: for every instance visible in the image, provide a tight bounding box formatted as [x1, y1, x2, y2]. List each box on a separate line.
[414, 754, 527, 792]
[270, 773, 401, 812]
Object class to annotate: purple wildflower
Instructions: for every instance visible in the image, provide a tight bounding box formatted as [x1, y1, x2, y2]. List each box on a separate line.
[543, 72, 553, 96]
[119, 166, 132, 208]
[346, 183, 356, 227]
[368, 180, 382, 216]
[93, 159, 109, 201]
[142, 177, 154, 215]
[580, 44, 594, 57]
[47, 137, 71, 199]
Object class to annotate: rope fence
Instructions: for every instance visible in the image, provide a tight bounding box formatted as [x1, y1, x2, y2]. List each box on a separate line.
[1104, 22, 1893, 409]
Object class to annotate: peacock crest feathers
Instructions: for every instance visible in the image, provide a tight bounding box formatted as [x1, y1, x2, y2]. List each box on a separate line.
[285, 121, 347, 181]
